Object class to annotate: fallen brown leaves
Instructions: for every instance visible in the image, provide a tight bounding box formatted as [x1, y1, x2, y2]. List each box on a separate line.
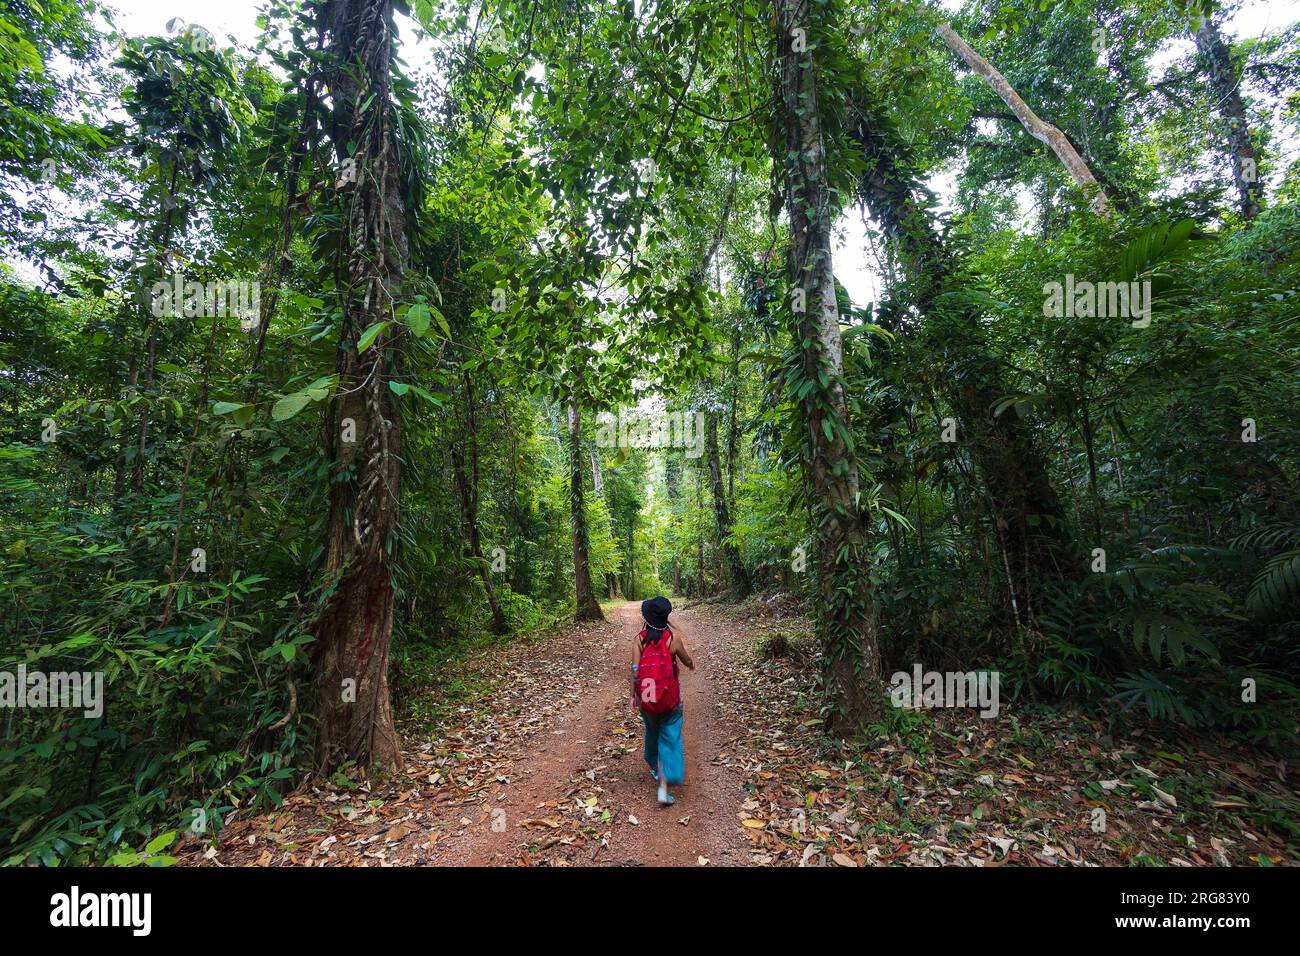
[177, 597, 1298, 868]
[177, 618, 617, 867]
[698, 593, 1298, 867]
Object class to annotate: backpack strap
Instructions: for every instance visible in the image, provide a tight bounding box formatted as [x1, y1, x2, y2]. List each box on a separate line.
[666, 629, 679, 680]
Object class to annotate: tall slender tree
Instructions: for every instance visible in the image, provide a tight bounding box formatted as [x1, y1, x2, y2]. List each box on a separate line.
[569, 383, 605, 621]
[450, 373, 509, 635]
[1194, 13, 1261, 220]
[846, 95, 1077, 626]
[772, 0, 880, 732]
[309, 0, 410, 775]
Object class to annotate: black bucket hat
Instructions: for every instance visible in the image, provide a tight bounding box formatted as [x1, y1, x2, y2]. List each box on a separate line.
[641, 596, 672, 630]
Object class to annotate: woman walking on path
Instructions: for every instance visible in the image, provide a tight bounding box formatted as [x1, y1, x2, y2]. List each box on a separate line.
[630, 596, 695, 806]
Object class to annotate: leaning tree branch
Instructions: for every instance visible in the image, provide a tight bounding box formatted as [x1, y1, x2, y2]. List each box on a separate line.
[937, 22, 1111, 217]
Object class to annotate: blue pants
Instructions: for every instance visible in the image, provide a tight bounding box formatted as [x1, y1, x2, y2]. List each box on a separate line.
[642, 705, 684, 785]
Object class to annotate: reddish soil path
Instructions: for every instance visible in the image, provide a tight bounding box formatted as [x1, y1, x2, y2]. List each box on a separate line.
[427, 602, 751, 866]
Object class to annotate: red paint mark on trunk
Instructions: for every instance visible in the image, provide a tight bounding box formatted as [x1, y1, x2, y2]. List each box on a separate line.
[355, 577, 388, 665]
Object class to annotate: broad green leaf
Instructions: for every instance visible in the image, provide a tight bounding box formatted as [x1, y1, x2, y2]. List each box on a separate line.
[404, 303, 430, 337]
[357, 320, 389, 352]
[272, 392, 313, 422]
[145, 831, 177, 854]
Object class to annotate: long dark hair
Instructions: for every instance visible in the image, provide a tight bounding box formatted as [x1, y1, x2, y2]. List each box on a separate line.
[641, 623, 668, 647]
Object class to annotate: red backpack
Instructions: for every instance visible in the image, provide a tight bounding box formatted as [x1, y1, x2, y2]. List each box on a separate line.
[637, 627, 681, 714]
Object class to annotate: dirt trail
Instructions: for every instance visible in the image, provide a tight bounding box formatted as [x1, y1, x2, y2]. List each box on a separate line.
[181, 595, 1291, 869]
[428, 602, 751, 866]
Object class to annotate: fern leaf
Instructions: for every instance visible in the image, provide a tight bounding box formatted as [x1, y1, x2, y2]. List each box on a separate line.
[1246, 550, 1300, 616]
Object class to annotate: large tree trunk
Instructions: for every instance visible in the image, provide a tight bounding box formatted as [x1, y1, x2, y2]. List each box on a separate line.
[937, 23, 1110, 217]
[568, 394, 604, 621]
[310, 0, 407, 777]
[774, 0, 881, 733]
[1194, 16, 1261, 221]
[846, 95, 1076, 626]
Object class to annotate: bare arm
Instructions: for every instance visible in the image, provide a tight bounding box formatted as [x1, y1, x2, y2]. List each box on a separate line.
[630, 631, 642, 705]
[670, 630, 695, 670]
